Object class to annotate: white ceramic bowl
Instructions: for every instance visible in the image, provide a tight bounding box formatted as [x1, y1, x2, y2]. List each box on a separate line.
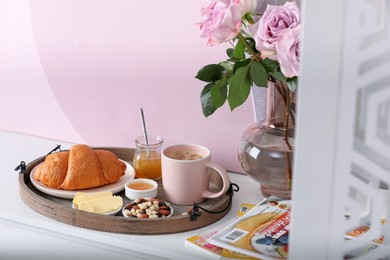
[124, 178, 158, 200]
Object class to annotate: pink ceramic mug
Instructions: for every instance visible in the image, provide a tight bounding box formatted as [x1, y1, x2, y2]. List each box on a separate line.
[162, 144, 230, 205]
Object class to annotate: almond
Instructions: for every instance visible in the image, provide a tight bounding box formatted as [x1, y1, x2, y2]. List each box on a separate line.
[159, 209, 171, 216]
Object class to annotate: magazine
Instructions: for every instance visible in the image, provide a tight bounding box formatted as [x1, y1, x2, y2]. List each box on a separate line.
[208, 198, 386, 260]
[210, 198, 291, 260]
[343, 221, 385, 258]
[185, 203, 257, 259]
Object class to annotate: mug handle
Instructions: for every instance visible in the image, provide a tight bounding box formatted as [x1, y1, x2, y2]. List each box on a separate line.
[202, 162, 230, 199]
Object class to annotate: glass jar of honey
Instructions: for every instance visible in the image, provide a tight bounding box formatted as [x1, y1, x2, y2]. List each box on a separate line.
[133, 135, 163, 180]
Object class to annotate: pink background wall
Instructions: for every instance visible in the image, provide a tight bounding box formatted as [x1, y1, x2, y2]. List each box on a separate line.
[1, 0, 255, 173]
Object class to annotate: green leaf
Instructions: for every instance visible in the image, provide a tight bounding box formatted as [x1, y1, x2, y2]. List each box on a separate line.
[218, 61, 233, 71]
[272, 71, 287, 82]
[195, 64, 225, 82]
[287, 77, 298, 92]
[228, 63, 251, 110]
[211, 78, 228, 109]
[250, 61, 268, 87]
[261, 58, 279, 73]
[243, 13, 255, 24]
[233, 39, 246, 60]
[200, 83, 217, 117]
[226, 48, 234, 58]
[245, 38, 257, 54]
[233, 58, 251, 74]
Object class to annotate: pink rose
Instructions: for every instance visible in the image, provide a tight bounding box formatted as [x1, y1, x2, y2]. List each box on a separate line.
[276, 25, 300, 78]
[251, 1, 300, 59]
[199, 0, 255, 46]
[235, 0, 256, 15]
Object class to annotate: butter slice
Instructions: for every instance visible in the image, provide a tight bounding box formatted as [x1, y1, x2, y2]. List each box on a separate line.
[78, 196, 123, 213]
[73, 191, 113, 208]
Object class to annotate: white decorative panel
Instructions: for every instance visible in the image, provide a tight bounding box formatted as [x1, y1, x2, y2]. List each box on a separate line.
[290, 0, 390, 259]
[329, 0, 390, 259]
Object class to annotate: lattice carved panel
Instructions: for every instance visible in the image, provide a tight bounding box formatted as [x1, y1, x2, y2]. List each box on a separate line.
[330, 0, 390, 259]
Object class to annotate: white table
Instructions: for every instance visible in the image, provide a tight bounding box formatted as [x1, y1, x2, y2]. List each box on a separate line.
[0, 131, 263, 259]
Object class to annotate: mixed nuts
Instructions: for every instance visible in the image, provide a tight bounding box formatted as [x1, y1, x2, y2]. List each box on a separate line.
[123, 198, 172, 219]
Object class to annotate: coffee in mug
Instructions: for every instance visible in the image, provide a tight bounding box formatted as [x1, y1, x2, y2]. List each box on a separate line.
[162, 144, 230, 205]
[168, 150, 203, 160]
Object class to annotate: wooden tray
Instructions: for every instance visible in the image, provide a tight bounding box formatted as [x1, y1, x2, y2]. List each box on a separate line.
[18, 147, 231, 235]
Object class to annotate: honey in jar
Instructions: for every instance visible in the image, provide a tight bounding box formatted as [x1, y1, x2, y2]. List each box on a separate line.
[133, 135, 163, 180]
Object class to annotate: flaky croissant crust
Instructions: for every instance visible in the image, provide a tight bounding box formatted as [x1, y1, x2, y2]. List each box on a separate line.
[34, 144, 126, 190]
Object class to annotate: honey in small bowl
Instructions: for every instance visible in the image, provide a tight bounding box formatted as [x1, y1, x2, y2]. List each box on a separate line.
[124, 178, 158, 200]
[128, 182, 154, 190]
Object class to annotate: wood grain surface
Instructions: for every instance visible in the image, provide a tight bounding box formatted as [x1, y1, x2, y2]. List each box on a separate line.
[18, 147, 231, 235]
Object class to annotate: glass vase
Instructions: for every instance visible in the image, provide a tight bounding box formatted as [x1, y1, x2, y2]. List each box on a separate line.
[238, 82, 295, 199]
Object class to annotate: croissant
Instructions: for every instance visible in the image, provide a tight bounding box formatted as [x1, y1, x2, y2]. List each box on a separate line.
[34, 144, 126, 190]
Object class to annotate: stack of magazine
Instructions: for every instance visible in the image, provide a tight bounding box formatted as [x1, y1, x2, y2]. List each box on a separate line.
[186, 197, 290, 259]
[186, 197, 385, 259]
